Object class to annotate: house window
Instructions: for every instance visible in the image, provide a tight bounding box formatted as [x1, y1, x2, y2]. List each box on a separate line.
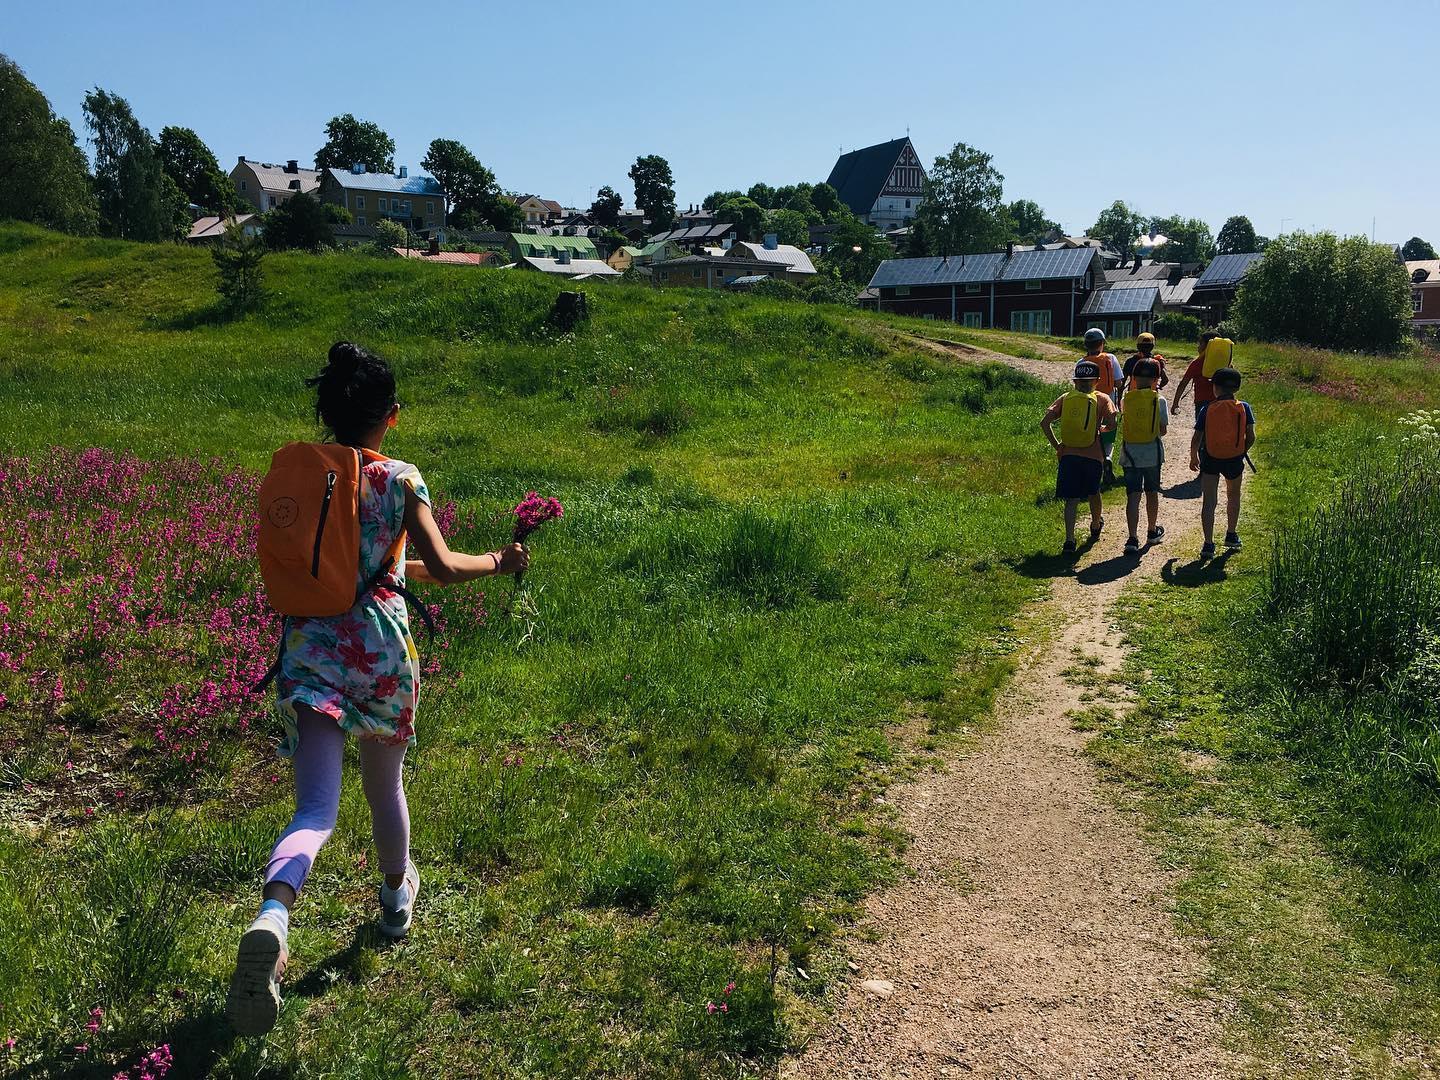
[357, 216, 366, 226]
[1112, 320, 1134, 339]
[963, 312, 983, 328]
[356, 195, 365, 210]
[965, 283, 982, 294]
[426, 201, 434, 215]
[895, 285, 911, 297]
[240, 180, 247, 191]
[1415, 291, 1424, 314]
[1025, 280, 1041, 291]
[379, 198, 387, 211]
[1010, 310, 1052, 335]
[904, 199, 911, 209]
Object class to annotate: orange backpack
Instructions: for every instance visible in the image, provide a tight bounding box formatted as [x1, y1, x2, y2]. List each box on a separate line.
[1204, 399, 1249, 458]
[1090, 353, 1117, 396]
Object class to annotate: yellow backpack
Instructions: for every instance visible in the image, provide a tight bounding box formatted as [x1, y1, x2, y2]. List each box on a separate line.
[1122, 388, 1161, 444]
[1059, 390, 1100, 448]
[1201, 337, 1234, 378]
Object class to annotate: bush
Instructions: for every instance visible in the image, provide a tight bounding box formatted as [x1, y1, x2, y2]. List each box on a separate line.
[1153, 312, 1200, 341]
[803, 280, 859, 306]
[211, 220, 264, 312]
[749, 276, 803, 302]
[370, 217, 407, 253]
[1233, 232, 1412, 351]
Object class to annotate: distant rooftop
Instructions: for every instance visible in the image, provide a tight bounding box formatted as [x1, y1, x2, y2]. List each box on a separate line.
[1195, 252, 1263, 288]
[869, 247, 1096, 289]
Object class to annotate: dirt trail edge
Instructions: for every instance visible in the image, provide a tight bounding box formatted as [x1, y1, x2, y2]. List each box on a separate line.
[786, 339, 1239, 1079]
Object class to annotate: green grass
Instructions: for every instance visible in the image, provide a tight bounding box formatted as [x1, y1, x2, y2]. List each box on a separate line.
[0, 224, 1067, 1077]
[1089, 340, 1440, 1074]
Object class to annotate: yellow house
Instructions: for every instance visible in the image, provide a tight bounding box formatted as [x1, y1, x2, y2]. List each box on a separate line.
[318, 164, 446, 231]
[514, 195, 564, 226]
[230, 157, 321, 212]
[607, 246, 641, 271]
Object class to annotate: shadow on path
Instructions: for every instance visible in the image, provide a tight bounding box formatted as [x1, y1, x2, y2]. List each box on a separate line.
[1160, 550, 1236, 587]
[1164, 475, 1203, 502]
[1012, 532, 1101, 580]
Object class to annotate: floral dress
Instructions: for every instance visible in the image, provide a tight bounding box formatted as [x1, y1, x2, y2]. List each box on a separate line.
[274, 455, 430, 756]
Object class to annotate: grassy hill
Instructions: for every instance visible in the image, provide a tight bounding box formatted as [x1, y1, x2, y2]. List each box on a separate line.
[0, 224, 1062, 1077]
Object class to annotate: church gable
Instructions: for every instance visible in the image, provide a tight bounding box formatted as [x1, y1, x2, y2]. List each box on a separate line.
[881, 140, 926, 199]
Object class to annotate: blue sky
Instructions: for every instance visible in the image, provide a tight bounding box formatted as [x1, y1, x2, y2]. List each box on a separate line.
[8, 0, 1436, 242]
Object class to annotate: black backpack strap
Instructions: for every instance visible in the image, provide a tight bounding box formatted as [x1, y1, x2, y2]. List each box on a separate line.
[359, 557, 437, 641]
[253, 616, 289, 692]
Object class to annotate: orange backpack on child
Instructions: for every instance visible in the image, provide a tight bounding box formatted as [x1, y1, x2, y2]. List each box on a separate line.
[1204, 399, 1249, 459]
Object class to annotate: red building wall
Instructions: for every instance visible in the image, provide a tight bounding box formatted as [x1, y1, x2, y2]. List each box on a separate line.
[875, 279, 1091, 335]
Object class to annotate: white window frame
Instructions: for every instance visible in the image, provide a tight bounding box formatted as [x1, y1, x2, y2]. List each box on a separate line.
[355, 194, 365, 210]
[963, 312, 982, 328]
[426, 201, 435, 215]
[1414, 291, 1424, 314]
[965, 282, 982, 294]
[1112, 319, 1134, 339]
[1025, 279, 1041, 291]
[357, 216, 366, 226]
[267, 195, 276, 209]
[239, 180, 247, 191]
[1010, 310, 1052, 335]
[378, 197, 387, 211]
[895, 285, 911, 297]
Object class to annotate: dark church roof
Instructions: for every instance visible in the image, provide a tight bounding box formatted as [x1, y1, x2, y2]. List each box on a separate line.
[825, 137, 912, 217]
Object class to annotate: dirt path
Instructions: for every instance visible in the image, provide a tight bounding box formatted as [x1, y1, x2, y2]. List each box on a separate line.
[786, 340, 1238, 1079]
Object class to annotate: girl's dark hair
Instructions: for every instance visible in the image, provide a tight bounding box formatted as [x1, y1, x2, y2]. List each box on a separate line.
[305, 342, 396, 445]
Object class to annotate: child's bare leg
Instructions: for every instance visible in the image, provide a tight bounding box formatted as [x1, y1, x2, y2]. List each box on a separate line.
[1225, 474, 1243, 533]
[1200, 473, 1220, 544]
[1089, 493, 1104, 529]
[1064, 499, 1079, 542]
[1126, 491, 1141, 539]
[1146, 489, 1160, 532]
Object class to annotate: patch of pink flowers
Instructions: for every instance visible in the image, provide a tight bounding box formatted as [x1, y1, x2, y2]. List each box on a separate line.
[112, 1043, 173, 1080]
[0, 449, 465, 796]
[511, 492, 564, 543]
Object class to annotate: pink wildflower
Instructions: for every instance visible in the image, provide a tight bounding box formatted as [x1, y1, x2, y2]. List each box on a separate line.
[719, 1002, 729, 1013]
[706, 1002, 717, 1014]
[724, 981, 735, 995]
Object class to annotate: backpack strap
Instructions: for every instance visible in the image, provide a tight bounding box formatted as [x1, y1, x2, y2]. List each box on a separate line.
[360, 556, 437, 641]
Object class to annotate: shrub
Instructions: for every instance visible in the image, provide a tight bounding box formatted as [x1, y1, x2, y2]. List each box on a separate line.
[1153, 312, 1200, 341]
[748, 276, 803, 302]
[370, 217, 407, 253]
[1232, 231, 1412, 351]
[803, 280, 858, 306]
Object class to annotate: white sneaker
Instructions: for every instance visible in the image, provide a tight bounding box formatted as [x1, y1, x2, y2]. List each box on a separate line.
[226, 920, 287, 1035]
[379, 860, 420, 939]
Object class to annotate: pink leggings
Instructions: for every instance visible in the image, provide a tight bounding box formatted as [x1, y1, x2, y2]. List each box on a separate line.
[265, 707, 411, 894]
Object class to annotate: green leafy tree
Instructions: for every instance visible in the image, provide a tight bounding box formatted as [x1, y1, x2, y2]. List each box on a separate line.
[904, 216, 934, 257]
[1006, 198, 1059, 244]
[211, 218, 265, 312]
[1150, 215, 1215, 264]
[157, 126, 238, 213]
[764, 208, 809, 247]
[0, 54, 99, 233]
[1233, 232, 1411, 350]
[82, 88, 187, 241]
[716, 196, 766, 240]
[262, 192, 334, 251]
[746, 182, 776, 208]
[629, 154, 676, 231]
[1215, 215, 1259, 255]
[1402, 236, 1438, 261]
[315, 114, 395, 174]
[914, 142, 1008, 256]
[370, 217, 407, 253]
[810, 182, 847, 223]
[702, 190, 740, 212]
[589, 185, 622, 228]
[487, 195, 525, 232]
[1089, 200, 1147, 265]
[820, 217, 893, 285]
[420, 138, 495, 226]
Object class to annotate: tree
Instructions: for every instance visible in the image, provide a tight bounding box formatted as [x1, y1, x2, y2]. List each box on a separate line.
[1216, 215, 1259, 255]
[746, 182, 776, 208]
[914, 142, 1008, 256]
[1149, 214, 1215, 264]
[820, 217, 893, 286]
[262, 192, 334, 251]
[1089, 200, 1147, 266]
[1232, 232, 1411, 351]
[1402, 236, 1438, 261]
[82, 88, 187, 241]
[370, 217, 407, 253]
[0, 53, 99, 234]
[211, 218, 265, 312]
[716, 196, 766, 240]
[811, 182, 847, 223]
[421, 138, 495, 226]
[589, 185, 622, 228]
[904, 216, 934, 257]
[703, 189, 741, 213]
[157, 126, 238, 214]
[315, 114, 394, 174]
[1006, 199, 1059, 244]
[487, 195, 525, 232]
[765, 208, 809, 247]
[629, 154, 675, 231]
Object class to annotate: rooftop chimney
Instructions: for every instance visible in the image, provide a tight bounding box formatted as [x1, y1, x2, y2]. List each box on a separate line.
[763, 233, 778, 250]
[557, 249, 572, 265]
[238, 155, 246, 165]
[1006, 240, 1014, 259]
[352, 162, 365, 174]
[399, 165, 408, 178]
[285, 159, 298, 173]
[428, 236, 440, 256]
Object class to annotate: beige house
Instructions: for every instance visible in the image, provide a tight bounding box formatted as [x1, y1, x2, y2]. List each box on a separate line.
[230, 158, 321, 212]
[318, 164, 446, 232]
[607, 246, 642, 271]
[728, 238, 817, 282]
[186, 213, 262, 243]
[514, 196, 564, 226]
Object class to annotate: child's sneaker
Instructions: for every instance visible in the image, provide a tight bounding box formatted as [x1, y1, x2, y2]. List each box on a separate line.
[379, 860, 421, 939]
[1124, 536, 1140, 555]
[1200, 541, 1216, 560]
[226, 921, 287, 1035]
[1224, 531, 1242, 549]
[1147, 525, 1165, 544]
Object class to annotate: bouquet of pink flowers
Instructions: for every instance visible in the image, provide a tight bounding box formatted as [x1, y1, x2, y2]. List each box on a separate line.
[506, 493, 563, 634]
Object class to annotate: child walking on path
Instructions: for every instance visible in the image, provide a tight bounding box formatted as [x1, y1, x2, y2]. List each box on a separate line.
[1170, 330, 1223, 419]
[1190, 366, 1255, 559]
[226, 342, 529, 1037]
[1041, 359, 1118, 555]
[1081, 328, 1124, 482]
[1119, 358, 1169, 554]
[1121, 332, 1169, 394]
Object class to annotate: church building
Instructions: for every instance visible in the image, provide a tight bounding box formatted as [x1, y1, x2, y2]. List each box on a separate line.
[824, 137, 927, 231]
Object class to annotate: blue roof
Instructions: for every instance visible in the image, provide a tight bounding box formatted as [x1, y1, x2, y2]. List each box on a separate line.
[868, 247, 1095, 289]
[1081, 285, 1161, 315]
[1195, 252, 1262, 287]
[326, 168, 443, 196]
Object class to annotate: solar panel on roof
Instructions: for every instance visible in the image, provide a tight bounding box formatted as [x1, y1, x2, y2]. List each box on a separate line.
[1081, 286, 1160, 315]
[1196, 252, 1262, 287]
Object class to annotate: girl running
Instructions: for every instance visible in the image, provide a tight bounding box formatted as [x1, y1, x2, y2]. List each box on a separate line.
[226, 342, 528, 1036]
